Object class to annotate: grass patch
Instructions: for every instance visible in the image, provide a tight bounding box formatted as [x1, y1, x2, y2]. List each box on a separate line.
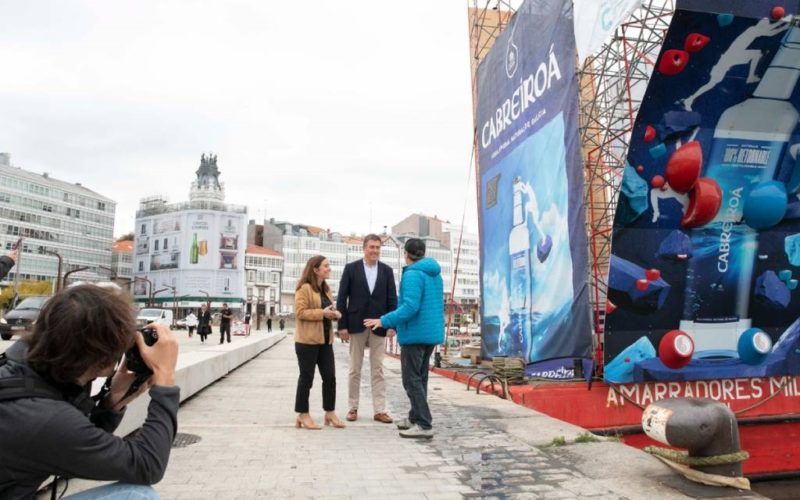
[574, 432, 600, 444]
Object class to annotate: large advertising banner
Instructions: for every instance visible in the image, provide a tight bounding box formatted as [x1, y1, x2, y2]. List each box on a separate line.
[605, 0, 800, 382]
[477, 0, 592, 367]
[133, 210, 246, 305]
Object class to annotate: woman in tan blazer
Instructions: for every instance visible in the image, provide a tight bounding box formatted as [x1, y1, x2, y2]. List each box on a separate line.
[294, 255, 346, 429]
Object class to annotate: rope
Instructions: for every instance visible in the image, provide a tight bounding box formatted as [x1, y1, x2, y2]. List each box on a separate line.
[644, 446, 749, 466]
[492, 356, 525, 383]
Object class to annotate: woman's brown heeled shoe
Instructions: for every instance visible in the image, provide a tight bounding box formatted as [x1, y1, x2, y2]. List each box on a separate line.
[296, 414, 321, 430]
[324, 413, 346, 428]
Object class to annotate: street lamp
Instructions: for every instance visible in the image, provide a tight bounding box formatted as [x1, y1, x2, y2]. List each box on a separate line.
[98, 265, 117, 281]
[198, 289, 210, 307]
[62, 266, 90, 289]
[43, 250, 62, 293]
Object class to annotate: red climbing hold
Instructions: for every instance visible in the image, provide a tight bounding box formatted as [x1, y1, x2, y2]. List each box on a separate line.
[650, 175, 665, 189]
[681, 178, 722, 228]
[658, 330, 694, 369]
[665, 140, 702, 193]
[636, 279, 649, 291]
[684, 33, 710, 53]
[771, 6, 786, 21]
[658, 49, 689, 76]
[646, 269, 661, 281]
[644, 125, 656, 142]
[636, 165, 644, 173]
[606, 300, 617, 315]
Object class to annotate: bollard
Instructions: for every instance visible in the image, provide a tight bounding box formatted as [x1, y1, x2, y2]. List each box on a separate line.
[641, 398, 745, 477]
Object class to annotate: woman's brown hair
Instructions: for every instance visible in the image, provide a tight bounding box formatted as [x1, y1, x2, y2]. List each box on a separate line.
[26, 284, 137, 384]
[296, 255, 330, 296]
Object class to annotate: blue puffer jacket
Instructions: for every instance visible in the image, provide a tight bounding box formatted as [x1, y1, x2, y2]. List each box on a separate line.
[381, 257, 444, 346]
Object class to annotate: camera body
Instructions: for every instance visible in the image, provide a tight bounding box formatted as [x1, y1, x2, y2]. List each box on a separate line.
[125, 325, 158, 375]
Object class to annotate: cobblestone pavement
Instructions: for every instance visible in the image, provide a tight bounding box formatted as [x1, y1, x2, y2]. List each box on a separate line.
[149, 335, 727, 500]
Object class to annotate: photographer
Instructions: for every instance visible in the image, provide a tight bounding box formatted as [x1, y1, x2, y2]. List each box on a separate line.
[0, 284, 179, 499]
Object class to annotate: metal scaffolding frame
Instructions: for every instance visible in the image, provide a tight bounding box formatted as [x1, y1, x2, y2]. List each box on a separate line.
[468, 0, 676, 366]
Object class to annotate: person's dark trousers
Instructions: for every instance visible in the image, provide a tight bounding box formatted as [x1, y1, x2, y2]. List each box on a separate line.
[294, 343, 336, 413]
[267, 320, 272, 332]
[400, 344, 435, 430]
[220, 323, 231, 343]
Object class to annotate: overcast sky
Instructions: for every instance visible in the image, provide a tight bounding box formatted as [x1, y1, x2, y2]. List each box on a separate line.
[0, 0, 478, 238]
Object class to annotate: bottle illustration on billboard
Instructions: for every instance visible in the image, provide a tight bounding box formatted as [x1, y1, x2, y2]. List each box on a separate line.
[190, 233, 199, 264]
[507, 177, 531, 359]
[680, 26, 800, 357]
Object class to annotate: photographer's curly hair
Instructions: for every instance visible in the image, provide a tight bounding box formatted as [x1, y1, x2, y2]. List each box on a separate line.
[26, 284, 137, 384]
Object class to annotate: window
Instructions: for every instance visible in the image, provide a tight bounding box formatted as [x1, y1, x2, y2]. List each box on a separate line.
[154, 240, 159, 251]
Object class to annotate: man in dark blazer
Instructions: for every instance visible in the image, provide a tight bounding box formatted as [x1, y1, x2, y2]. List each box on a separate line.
[337, 234, 398, 423]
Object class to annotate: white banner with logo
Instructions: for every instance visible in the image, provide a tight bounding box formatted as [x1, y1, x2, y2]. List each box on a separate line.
[573, 0, 642, 61]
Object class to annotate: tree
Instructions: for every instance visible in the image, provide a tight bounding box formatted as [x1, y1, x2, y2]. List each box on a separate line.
[117, 232, 134, 241]
[0, 280, 53, 310]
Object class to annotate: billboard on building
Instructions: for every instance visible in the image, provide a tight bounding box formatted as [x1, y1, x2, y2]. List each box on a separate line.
[134, 210, 246, 306]
[476, 0, 592, 367]
[604, 0, 800, 382]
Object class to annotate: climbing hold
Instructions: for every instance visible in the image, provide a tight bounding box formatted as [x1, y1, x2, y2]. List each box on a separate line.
[754, 270, 791, 309]
[743, 180, 787, 230]
[789, 279, 799, 291]
[684, 33, 710, 53]
[658, 330, 694, 369]
[650, 175, 665, 189]
[657, 230, 693, 261]
[606, 300, 617, 315]
[649, 143, 667, 158]
[636, 278, 650, 291]
[771, 6, 786, 21]
[644, 125, 656, 142]
[645, 269, 661, 281]
[717, 13, 734, 27]
[737, 328, 772, 365]
[779, 269, 793, 282]
[681, 178, 722, 228]
[665, 141, 702, 193]
[658, 49, 689, 76]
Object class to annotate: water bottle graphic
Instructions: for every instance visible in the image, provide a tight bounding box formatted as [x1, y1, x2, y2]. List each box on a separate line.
[190, 233, 199, 265]
[681, 27, 800, 356]
[508, 177, 532, 360]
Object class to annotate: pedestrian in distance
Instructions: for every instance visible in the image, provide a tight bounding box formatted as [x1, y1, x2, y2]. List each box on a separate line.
[365, 238, 444, 439]
[336, 234, 398, 424]
[279, 317, 285, 331]
[185, 311, 198, 338]
[244, 311, 251, 336]
[0, 284, 180, 498]
[197, 303, 212, 343]
[266, 315, 273, 332]
[219, 303, 233, 344]
[294, 255, 345, 430]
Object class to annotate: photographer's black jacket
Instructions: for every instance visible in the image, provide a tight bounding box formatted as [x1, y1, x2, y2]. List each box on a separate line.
[0, 346, 180, 498]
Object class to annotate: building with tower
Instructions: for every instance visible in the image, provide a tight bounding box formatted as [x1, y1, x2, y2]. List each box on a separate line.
[133, 154, 247, 313]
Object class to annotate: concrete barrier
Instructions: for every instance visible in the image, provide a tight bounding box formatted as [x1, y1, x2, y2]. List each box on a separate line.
[115, 331, 286, 437]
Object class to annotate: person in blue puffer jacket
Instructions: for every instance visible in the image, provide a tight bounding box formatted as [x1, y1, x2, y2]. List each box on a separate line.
[364, 238, 443, 439]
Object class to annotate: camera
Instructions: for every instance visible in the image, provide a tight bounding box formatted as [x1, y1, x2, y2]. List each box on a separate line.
[125, 326, 158, 375]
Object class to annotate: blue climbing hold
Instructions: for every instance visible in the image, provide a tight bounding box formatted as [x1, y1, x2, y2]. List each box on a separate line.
[743, 181, 787, 230]
[790, 279, 799, 291]
[617, 164, 649, 225]
[717, 13, 734, 27]
[649, 143, 667, 158]
[754, 270, 791, 309]
[779, 269, 793, 282]
[737, 328, 772, 365]
[656, 230, 692, 261]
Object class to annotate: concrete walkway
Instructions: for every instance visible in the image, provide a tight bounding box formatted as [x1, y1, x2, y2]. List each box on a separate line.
[144, 336, 761, 499]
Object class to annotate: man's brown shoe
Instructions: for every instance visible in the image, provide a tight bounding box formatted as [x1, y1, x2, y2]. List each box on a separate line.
[374, 412, 393, 424]
[346, 409, 358, 421]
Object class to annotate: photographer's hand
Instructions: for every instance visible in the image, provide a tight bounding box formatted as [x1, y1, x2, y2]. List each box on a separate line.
[138, 323, 179, 387]
[107, 360, 151, 412]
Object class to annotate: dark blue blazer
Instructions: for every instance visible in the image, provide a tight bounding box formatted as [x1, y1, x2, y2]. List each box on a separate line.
[336, 260, 397, 337]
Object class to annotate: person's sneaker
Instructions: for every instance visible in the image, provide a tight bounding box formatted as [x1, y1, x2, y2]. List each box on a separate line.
[399, 424, 433, 439]
[396, 418, 411, 430]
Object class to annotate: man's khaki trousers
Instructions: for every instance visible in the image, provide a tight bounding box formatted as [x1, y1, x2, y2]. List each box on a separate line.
[348, 329, 386, 413]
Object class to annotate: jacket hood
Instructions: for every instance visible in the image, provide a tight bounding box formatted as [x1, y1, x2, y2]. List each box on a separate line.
[407, 257, 441, 277]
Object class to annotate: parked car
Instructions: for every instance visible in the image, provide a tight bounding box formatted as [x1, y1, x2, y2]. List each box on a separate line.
[136, 308, 174, 329]
[174, 318, 188, 330]
[0, 296, 50, 341]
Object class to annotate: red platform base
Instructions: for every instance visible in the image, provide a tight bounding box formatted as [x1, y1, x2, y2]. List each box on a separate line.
[431, 367, 800, 478]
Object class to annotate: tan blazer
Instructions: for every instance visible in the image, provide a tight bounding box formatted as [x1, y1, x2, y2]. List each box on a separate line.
[294, 283, 334, 345]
